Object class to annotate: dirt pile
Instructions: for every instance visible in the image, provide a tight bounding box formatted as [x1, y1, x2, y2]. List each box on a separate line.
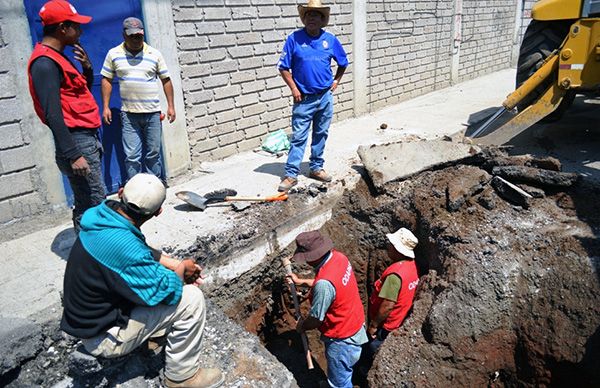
[212, 147, 599, 387]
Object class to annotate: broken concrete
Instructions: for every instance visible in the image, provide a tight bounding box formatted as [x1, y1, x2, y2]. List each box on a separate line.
[357, 140, 480, 192]
[491, 176, 533, 208]
[0, 318, 43, 376]
[3, 300, 295, 387]
[492, 165, 580, 187]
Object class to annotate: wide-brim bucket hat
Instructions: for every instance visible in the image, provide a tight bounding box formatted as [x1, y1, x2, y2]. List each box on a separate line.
[291, 230, 334, 264]
[298, 0, 330, 28]
[386, 228, 418, 259]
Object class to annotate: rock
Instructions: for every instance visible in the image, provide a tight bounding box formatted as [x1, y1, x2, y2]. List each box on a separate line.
[529, 156, 561, 171]
[445, 167, 491, 212]
[0, 317, 43, 375]
[491, 176, 533, 208]
[477, 187, 496, 210]
[68, 346, 104, 377]
[358, 140, 481, 192]
[231, 202, 251, 212]
[519, 184, 545, 198]
[492, 166, 579, 188]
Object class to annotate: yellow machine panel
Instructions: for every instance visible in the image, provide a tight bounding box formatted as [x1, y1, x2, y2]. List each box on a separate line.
[558, 19, 600, 88]
[532, 0, 582, 20]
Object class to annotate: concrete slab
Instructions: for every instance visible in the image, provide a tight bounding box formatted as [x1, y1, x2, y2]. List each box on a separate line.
[0, 69, 517, 322]
[357, 140, 480, 192]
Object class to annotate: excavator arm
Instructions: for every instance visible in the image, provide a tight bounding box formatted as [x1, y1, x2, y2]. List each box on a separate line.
[468, 16, 600, 146]
[468, 54, 567, 145]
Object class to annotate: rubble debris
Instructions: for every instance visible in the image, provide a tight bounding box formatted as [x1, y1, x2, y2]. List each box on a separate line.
[519, 184, 545, 198]
[307, 182, 328, 197]
[231, 201, 251, 211]
[491, 176, 533, 208]
[492, 165, 579, 187]
[357, 140, 481, 192]
[445, 166, 490, 212]
[3, 300, 295, 387]
[475, 148, 561, 172]
[0, 318, 43, 376]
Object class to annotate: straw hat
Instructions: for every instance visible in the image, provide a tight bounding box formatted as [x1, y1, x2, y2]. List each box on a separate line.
[298, 0, 330, 27]
[386, 228, 418, 259]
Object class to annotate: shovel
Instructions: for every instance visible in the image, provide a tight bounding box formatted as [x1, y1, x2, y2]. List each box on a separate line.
[281, 257, 314, 370]
[176, 189, 288, 211]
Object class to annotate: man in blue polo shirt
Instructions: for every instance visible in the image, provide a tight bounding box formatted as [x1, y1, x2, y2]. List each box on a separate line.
[277, 0, 348, 192]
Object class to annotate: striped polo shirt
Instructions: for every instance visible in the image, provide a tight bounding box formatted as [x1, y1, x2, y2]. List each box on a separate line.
[101, 42, 170, 113]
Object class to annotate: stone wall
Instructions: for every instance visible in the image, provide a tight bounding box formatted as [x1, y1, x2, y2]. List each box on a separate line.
[172, 0, 353, 167]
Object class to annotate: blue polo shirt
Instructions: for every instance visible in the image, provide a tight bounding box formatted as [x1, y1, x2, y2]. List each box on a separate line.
[277, 28, 348, 95]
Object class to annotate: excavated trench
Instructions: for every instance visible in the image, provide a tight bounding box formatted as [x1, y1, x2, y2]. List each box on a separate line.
[3, 147, 599, 387]
[203, 148, 600, 387]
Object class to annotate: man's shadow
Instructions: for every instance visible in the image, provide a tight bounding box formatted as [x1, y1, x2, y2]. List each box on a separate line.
[50, 228, 77, 261]
[254, 161, 310, 177]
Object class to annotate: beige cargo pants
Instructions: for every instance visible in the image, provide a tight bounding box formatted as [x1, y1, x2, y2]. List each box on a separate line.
[81, 285, 206, 382]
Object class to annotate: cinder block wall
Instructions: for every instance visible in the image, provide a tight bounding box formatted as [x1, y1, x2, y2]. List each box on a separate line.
[0, 25, 48, 237]
[458, 0, 517, 81]
[172, 0, 353, 167]
[0, 0, 531, 238]
[365, 0, 454, 111]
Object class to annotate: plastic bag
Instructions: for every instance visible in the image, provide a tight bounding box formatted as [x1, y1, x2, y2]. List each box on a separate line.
[261, 129, 290, 154]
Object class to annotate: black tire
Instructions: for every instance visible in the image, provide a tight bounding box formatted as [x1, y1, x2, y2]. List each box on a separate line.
[516, 20, 575, 121]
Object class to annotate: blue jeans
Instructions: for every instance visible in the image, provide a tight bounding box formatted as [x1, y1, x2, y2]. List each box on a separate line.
[284, 90, 334, 178]
[121, 111, 163, 180]
[355, 327, 390, 384]
[323, 337, 363, 388]
[55, 130, 106, 233]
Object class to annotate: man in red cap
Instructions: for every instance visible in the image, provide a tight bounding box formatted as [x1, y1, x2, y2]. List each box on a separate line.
[27, 0, 105, 233]
[287, 230, 367, 388]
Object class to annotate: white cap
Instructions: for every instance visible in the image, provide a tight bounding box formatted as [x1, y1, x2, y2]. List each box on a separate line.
[122, 173, 166, 216]
[386, 228, 418, 259]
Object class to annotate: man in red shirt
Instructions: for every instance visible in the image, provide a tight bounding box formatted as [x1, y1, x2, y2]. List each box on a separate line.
[27, 0, 105, 233]
[288, 230, 367, 388]
[358, 228, 420, 381]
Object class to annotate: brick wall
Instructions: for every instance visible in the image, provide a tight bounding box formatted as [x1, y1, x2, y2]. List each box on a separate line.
[457, 0, 518, 81]
[519, 0, 535, 43]
[0, 23, 48, 237]
[365, 0, 455, 111]
[172, 0, 353, 168]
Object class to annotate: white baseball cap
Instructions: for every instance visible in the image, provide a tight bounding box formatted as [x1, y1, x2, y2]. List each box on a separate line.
[122, 173, 166, 216]
[386, 228, 418, 258]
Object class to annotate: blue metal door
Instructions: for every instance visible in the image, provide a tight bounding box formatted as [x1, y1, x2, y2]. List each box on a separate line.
[24, 0, 143, 203]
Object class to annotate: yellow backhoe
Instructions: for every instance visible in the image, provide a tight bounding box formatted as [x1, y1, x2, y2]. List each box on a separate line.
[469, 0, 600, 145]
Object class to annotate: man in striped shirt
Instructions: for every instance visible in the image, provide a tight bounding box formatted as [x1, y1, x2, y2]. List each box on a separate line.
[101, 17, 175, 182]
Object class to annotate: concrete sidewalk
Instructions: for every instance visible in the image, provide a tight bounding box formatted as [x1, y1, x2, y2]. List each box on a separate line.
[0, 69, 515, 322]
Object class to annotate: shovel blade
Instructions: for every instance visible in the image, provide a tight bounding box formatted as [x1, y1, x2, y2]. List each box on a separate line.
[176, 191, 207, 211]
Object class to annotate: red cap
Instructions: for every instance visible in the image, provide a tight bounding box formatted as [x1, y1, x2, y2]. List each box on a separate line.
[39, 0, 92, 26]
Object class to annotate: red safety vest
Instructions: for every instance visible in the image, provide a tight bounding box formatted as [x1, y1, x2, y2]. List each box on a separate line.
[310, 250, 365, 339]
[369, 260, 419, 331]
[27, 43, 101, 129]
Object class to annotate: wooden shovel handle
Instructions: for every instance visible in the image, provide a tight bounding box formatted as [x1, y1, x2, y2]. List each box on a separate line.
[281, 257, 314, 370]
[224, 192, 288, 202]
